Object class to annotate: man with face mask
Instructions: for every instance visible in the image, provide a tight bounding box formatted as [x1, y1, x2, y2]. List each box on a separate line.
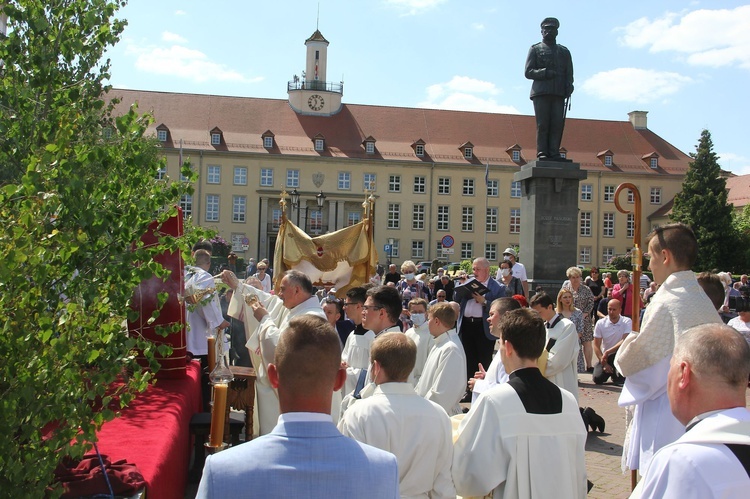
[404, 298, 430, 384]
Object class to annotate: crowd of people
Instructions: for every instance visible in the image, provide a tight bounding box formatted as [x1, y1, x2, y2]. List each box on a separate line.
[185, 223, 749, 498]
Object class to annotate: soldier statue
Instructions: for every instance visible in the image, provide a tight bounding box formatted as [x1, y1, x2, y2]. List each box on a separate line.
[525, 17, 573, 162]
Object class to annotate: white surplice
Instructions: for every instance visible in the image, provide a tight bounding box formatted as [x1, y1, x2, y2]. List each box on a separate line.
[453, 380, 587, 499]
[185, 267, 226, 356]
[471, 350, 508, 403]
[544, 315, 580, 403]
[341, 329, 375, 396]
[338, 382, 456, 499]
[415, 331, 466, 416]
[404, 322, 431, 384]
[614, 271, 721, 473]
[228, 284, 329, 434]
[632, 407, 750, 498]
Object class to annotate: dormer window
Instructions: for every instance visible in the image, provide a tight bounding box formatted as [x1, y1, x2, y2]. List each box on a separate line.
[650, 157, 658, 169]
[597, 149, 614, 167]
[313, 133, 326, 151]
[512, 150, 520, 161]
[505, 144, 523, 163]
[262, 130, 275, 149]
[362, 136, 376, 155]
[155, 124, 169, 143]
[412, 139, 426, 157]
[642, 152, 660, 169]
[210, 127, 223, 146]
[459, 141, 474, 160]
[102, 127, 113, 140]
[559, 148, 567, 159]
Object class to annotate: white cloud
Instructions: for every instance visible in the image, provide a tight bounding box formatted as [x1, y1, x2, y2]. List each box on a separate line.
[472, 23, 485, 31]
[175, 10, 187, 16]
[418, 76, 519, 113]
[719, 152, 750, 176]
[124, 41, 263, 84]
[161, 31, 187, 44]
[616, 6, 750, 69]
[582, 68, 692, 103]
[385, 0, 447, 16]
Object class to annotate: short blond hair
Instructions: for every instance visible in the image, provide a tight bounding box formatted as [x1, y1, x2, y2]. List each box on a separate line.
[566, 266, 582, 279]
[429, 302, 457, 327]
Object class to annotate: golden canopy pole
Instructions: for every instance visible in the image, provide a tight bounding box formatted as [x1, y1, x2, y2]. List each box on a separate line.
[363, 187, 377, 280]
[614, 182, 642, 490]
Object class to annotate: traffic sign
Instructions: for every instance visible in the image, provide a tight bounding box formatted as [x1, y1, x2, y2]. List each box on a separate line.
[441, 235, 454, 248]
[384, 244, 392, 253]
[442, 248, 454, 255]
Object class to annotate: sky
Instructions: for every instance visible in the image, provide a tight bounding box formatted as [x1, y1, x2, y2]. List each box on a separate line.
[105, 0, 750, 175]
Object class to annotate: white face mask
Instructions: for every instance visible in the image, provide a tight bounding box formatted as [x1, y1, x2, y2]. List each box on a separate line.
[403, 273, 415, 280]
[411, 313, 426, 326]
[503, 255, 511, 261]
[500, 268, 511, 277]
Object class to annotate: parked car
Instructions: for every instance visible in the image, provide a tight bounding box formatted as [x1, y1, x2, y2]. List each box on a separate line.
[442, 261, 464, 277]
[416, 261, 433, 274]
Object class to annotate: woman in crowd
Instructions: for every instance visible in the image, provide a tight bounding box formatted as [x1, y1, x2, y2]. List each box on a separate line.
[496, 259, 524, 297]
[562, 267, 595, 372]
[611, 269, 641, 320]
[586, 267, 605, 323]
[557, 288, 586, 373]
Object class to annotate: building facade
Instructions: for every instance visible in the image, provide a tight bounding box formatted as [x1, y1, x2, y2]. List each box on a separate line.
[112, 30, 689, 269]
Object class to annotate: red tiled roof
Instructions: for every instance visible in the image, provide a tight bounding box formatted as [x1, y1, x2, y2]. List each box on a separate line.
[727, 174, 750, 208]
[109, 88, 691, 176]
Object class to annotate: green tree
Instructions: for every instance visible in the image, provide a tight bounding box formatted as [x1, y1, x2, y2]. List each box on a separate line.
[732, 204, 750, 272]
[671, 129, 736, 271]
[0, 1, 197, 494]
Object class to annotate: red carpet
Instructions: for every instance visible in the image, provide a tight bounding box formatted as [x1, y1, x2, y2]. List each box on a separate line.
[94, 361, 201, 499]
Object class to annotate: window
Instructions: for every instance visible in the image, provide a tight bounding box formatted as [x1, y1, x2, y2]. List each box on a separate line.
[510, 208, 521, 233]
[604, 155, 613, 167]
[627, 213, 635, 238]
[338, 172, 351, 190]
[462, 207, 474, 232]
[314, 139, 324, 151]
[628, 189, 635, 204]
[487, 179, 498, 197]
[180, 194, 192, 219]
[486, 207, 498, 233]
[309, 211, 323, 231]
[207, 165, 220, 184]
[390, 240, 400, 259]
[580, 211, 592, 237]
[211, 133, 221, 145]
[506, 150, 517, 162]
[650, 157, 658, 169]
[603, 212, 615, 237]
[510, 181, 521, 198]
[650, 187, 662, 205]
[260, 168, 273, 187]
[461, 242, 473, 260]
[604, 185, 615, 202]
[347, 211, 361, 227]
[272, 209, 283, 230]
[486, 243, 497, 261]
[389, 175, 401, 193]
[364, 173, 376, 191]
[412, 204, 425, 230]
[580, 246, 591, 265]
[412, 240, 424, 259]
[438, 177, 451, 195]
[205, 194, 219, 222]
[387, 203, 400, 229]
[415, 144, 425, 157]
[463, 178, 475, 196]
[602, 247, 615, 266]
[365, 142, 375, 154]
[233, 196, 246, 223]
[234, 166, 247, 185]
[286, 169, 299, 188]
[464, 147, 473, 159]
[157, 129, 168, 142]
[437, 206, 449, 231]
[156, 165, 166, 180]
[264, 136, 274, 148]
[413, 176, 426, 194]
[581, 184, 593, 201]
[560, 151, 567, 159]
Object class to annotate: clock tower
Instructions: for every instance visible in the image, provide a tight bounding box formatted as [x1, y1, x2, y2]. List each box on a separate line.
[288, 30, 343, 116]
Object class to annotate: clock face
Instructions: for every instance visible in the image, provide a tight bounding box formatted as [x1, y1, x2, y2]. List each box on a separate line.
[308, 94, 325, 111]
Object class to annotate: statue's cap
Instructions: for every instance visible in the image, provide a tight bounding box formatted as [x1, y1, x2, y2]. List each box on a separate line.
[541, 17, 560, 29]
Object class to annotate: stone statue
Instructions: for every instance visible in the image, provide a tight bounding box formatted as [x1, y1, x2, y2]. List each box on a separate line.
[525, 17, 573, 162]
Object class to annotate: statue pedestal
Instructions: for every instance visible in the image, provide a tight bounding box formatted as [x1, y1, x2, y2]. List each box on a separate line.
[513, 160, 587, 297]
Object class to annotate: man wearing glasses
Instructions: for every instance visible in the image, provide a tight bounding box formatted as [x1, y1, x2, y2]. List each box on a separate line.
[340, 287, 373, 396]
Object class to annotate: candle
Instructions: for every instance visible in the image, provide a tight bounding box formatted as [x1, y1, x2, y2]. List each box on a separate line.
[207, 336, 216, 374]
[209, 382, 228, 447]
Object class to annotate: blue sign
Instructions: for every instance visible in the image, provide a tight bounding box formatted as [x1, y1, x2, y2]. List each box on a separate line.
[384, 244, 392, 253]
[441, 235, 455, 248]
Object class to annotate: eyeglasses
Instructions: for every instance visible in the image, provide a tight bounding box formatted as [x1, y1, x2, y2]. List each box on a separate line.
[361, 305, 383, 311]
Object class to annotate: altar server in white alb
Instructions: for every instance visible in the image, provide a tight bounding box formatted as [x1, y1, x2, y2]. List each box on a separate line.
[614, 223, 722, 474]
[403, 298, 431, 384]
[530, 292, 580, 403]
[453, 308, 588, 498]
[634, 323, 750, 498]
[221, 269, 328, 435]
[415, 302, 467, 415]
[339, 332, 456, 499]
[339, 287, 374, 395]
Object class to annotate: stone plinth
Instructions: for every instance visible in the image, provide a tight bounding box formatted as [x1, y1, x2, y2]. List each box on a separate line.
[513, 160, 587, 296]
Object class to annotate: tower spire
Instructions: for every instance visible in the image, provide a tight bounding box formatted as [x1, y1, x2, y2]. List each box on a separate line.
[316, 3, 320, 30]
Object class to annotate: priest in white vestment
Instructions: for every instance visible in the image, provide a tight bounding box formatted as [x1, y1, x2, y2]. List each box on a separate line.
[403, 298, 431, 384]
[530, 293, 579, 403]
[615, 224, 721, 474]
[339, 332, 456, 499]
[633, 323, 750, 498]
[453, 308, 587, 498]
[415, 302, 466, 416]
[222, 269, 329, 435]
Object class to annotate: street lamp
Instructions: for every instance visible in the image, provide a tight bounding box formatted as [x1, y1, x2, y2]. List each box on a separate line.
[316, 190, 326, 209]
[290, 188, 300, 226]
